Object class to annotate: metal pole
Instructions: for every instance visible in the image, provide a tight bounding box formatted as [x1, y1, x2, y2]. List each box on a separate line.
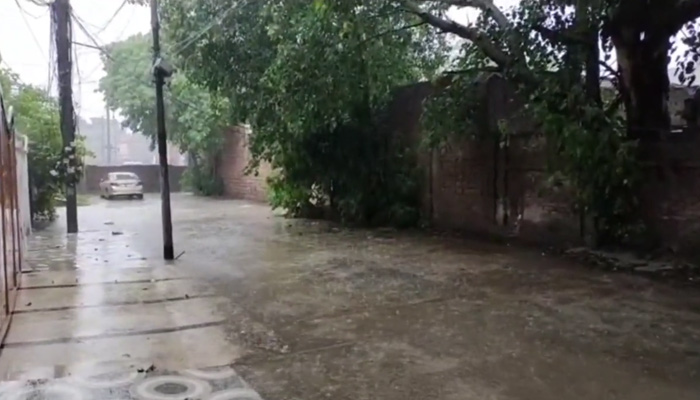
[53, 0, 78, 233]
[106, 105, 112, 165]
[150, 0, 174, 260]
[11, 133, 23, 278]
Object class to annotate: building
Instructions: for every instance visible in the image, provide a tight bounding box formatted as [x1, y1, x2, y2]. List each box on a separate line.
[78, 116, 186, 166]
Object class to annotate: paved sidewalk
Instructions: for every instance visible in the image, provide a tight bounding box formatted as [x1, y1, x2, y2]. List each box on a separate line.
[0, 208, 261, 399]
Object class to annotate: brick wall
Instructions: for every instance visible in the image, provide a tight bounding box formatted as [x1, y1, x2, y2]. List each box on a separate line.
[217, 126, 271, 202]
[211, 78, 700, 254]
[637, 139, 700, 251]
[390, 75, 700, 253]
[79, 165, 187, 193]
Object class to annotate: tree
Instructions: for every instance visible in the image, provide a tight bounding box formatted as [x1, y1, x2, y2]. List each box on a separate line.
[0, 63, 86, 221]
[98, 33, 230, 195]
[157, 0, 699, 241]
[404, 0, 700, 139]
[160, 0, 448, 224]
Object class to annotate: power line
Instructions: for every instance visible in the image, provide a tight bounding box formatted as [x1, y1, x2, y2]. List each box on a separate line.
[73, 36, 83, 115]
[48, 8, 56, 95]
[115, 6, 137, 39]
[96, 0, 128, 34]
[168, 0, 247, 56]
[13, 0, 47, 19]
[14, 0, 48, 64]
[70, 11, 107, 54]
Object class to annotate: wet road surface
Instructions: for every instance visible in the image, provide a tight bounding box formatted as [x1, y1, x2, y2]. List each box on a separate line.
[2, 193, 700, 399]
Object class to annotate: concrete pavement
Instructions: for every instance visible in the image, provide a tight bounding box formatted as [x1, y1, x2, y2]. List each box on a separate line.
[0, 195, 262, 399]
[0, 194, 699, 399]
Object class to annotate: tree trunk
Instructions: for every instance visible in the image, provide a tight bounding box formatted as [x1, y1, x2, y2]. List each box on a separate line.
[614, 34, 671, 140]
[612, 30, 673, 248]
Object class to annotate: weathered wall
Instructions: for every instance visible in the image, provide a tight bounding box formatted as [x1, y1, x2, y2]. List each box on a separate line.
[637, 139, 700, 252]
[214, 76, 700, 254]
[79, 165, 187, 193]
[217, 127, 271, 202]
[394, 74, 700, 253]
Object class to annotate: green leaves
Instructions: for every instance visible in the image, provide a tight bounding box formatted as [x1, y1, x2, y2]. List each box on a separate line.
[158, 0, 446, 223]
[417, 0, 650, 245]
[98, 31, 230, 195]
[0, 66, 88, 221]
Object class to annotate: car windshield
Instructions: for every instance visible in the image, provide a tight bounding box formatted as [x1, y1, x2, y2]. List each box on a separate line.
[113, 173, 138, 181]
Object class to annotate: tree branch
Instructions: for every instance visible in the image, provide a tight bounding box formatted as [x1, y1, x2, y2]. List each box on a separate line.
[402, 1, 511, 67]
[426, 0, 528, 62]
[361, 21, 427, 44]
[672, 0, 700, 30]
[442, 0, 510, 28]
[533, 25, 592, 46]
[599, 60, 619, 79]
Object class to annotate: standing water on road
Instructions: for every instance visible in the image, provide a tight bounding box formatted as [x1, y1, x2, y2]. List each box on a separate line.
[1, 194, 698, 400]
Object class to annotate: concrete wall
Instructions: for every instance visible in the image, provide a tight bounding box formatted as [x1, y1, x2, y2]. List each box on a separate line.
[79, 164, 187, 193]
[15, 134, 31, 239]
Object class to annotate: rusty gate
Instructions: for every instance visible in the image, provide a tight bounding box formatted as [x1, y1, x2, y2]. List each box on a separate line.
[0, 86, 24, 327]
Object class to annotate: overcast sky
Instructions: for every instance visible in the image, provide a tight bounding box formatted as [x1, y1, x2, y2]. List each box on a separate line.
[0, 0, 150, 119]
[0, 0, 515, 120]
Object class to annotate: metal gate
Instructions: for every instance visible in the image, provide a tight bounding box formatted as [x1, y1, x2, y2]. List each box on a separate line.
[0, 87, 25, 324]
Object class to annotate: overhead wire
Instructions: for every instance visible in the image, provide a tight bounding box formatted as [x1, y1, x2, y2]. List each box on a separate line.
[14, 0, 48, 65]
[48, 5, 57, 95]
[73, 36, 83, 115]
[167, 0, 247, 57]
[96, 0, 128, 34]
[13, 0, 46, 19]
[68, 8, 108, 120]
[70, 11, 110, 59]
[66, 0, 250, 120]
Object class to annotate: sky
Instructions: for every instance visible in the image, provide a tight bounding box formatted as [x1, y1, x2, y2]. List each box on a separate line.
[0, 0, 150, 119]
[0, 0, 517, 120]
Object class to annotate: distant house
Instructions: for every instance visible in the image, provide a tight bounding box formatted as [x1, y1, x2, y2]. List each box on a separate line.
[77, 116, 187, 166]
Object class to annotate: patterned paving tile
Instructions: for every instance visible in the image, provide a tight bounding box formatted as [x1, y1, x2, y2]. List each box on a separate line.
[0, 365, 261, 399]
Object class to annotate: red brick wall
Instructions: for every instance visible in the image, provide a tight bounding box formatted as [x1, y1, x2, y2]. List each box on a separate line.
[430, 138, 496, 233]
[398, 75, 582, 246]
[390, 76, 700, 253]
[213, 80, 700, 255]
[637, 140, 700, 252]
[217, 127, 271, 202]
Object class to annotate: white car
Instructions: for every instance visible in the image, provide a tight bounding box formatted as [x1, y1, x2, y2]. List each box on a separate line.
[99, 172, 144, 200]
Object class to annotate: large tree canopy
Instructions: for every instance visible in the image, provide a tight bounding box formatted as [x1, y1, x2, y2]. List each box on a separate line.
[401, 0, 700, 242]
[404, 0, 700, 137]
[160, 0, 448, 223]
[132, 0, 700, 241]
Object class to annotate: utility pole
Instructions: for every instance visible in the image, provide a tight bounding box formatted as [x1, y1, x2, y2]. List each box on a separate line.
[150, 0, 174, 260]
[105, 105, 112, 165]
[52, 0, 78, 233]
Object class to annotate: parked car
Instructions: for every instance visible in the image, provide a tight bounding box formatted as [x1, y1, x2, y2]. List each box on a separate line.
[99, 172, 144, 200]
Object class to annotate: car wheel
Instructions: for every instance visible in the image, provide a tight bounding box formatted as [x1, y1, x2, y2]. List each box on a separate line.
[136, 194, 144, 200]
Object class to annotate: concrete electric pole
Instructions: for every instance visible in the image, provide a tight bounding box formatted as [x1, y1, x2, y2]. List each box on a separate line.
[105, 105, 112, 165]
[52, 0, 78, 233]
[150, 0, 174, 260]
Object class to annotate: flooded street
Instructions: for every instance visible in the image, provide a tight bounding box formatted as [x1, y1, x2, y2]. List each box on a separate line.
[3, 193, 700, 399]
